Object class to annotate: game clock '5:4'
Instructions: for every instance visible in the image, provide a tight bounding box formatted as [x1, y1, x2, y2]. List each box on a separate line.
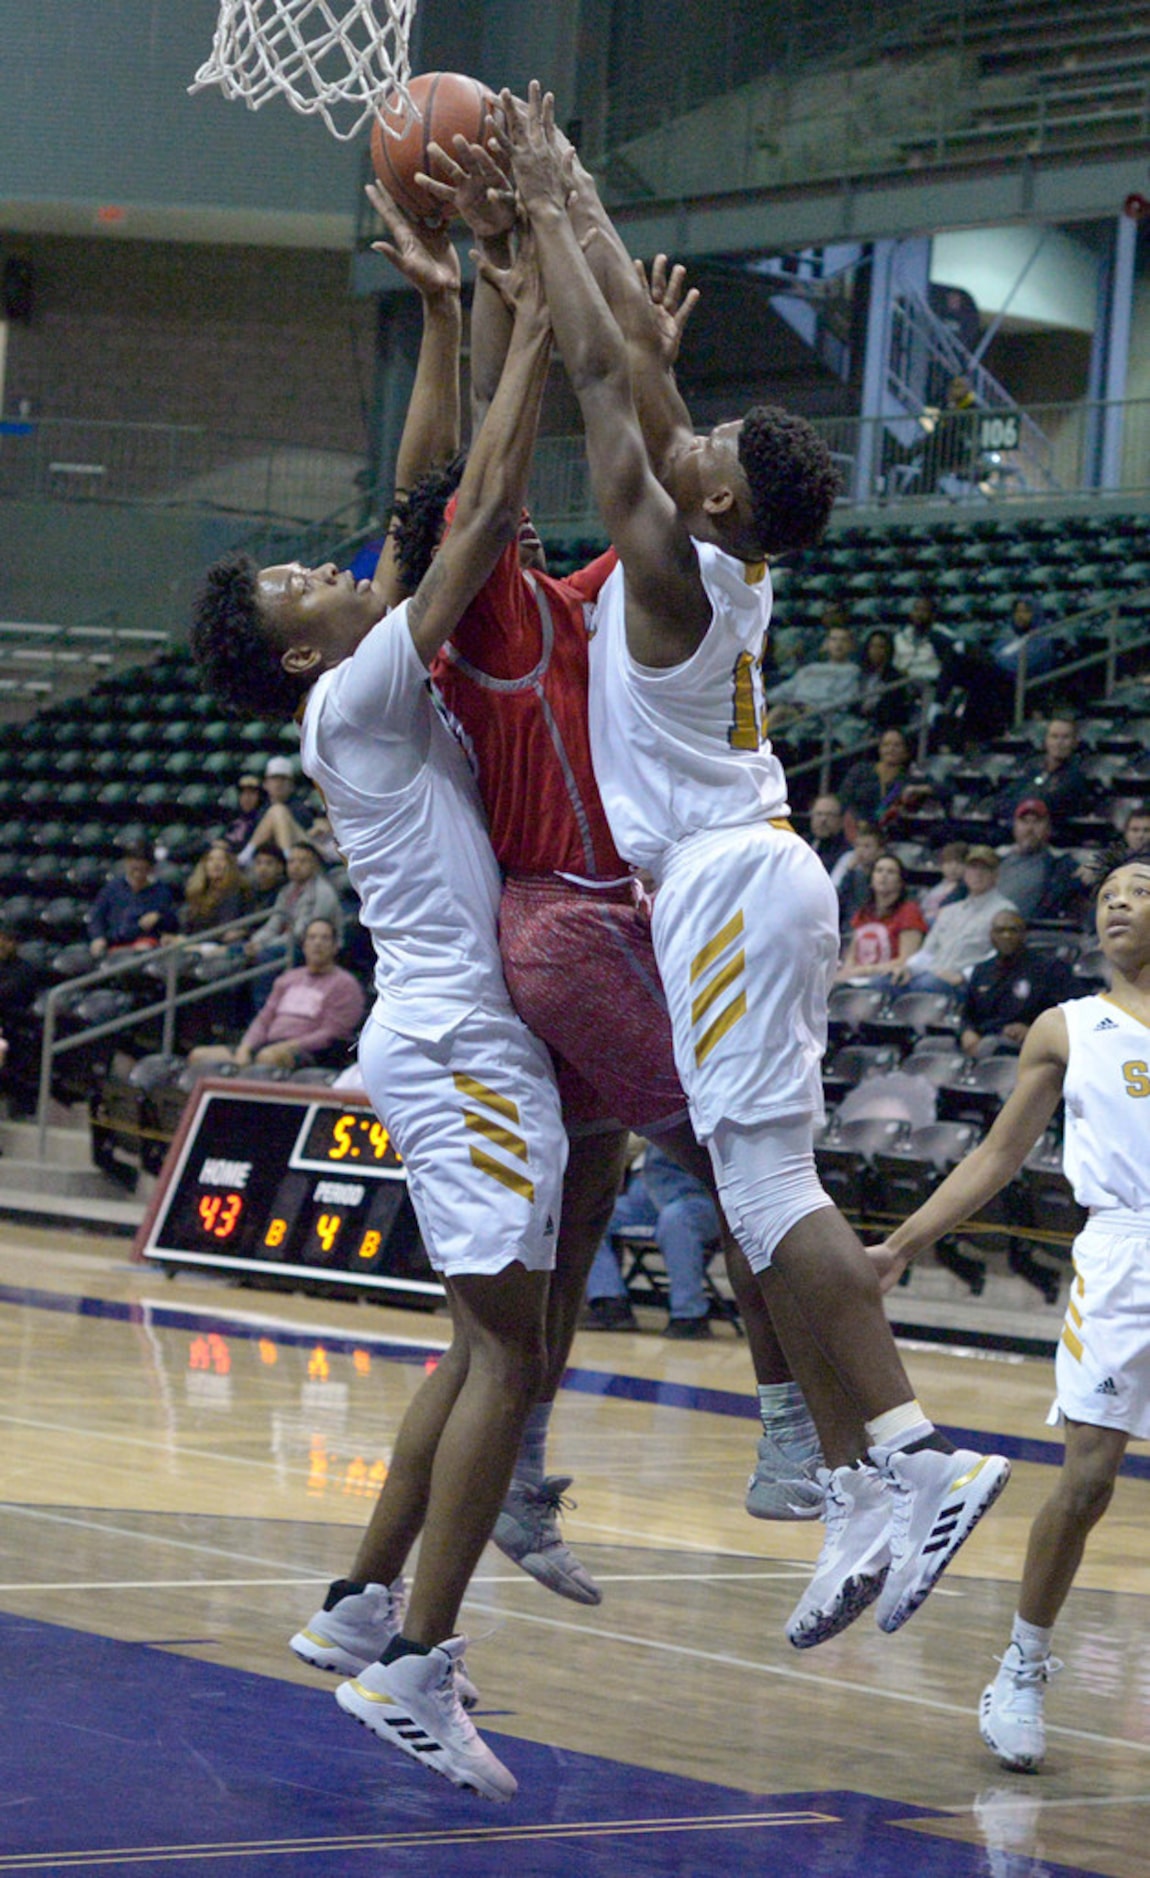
[300, 1109, 404, 1170]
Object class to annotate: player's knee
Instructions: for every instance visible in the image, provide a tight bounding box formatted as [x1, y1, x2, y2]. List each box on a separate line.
[1058, 1463, 1118, 1528]
[708, 1115, 834, 1273]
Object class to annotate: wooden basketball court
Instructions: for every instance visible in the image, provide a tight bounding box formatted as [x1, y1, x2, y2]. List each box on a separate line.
[2, 1221, 1148, 1876]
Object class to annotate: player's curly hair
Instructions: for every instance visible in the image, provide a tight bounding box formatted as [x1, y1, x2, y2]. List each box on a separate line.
[190, 552, 311, 723]
[737, 405, 841, 557]
[391, 453, 467, 592]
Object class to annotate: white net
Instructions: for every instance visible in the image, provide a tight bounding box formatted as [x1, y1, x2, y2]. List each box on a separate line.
[190, 0, 420, 142]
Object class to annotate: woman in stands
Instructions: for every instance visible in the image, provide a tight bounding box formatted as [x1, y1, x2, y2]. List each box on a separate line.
[838, 727, 935, 840]
[857, 629, 910, 732]
[836, 853, 927, 982]
[178, 839, 252, 937]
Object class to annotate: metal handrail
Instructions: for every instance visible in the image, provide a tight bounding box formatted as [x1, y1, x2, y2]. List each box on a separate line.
[34, 908, 299, 1161]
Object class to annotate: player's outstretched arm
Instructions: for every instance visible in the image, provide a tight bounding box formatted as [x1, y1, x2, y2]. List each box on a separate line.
[505, 83, 710, 668]
[417, 135, 518, 431]
[364, 182, 462, 610]
[870, 1008, 1069, 1291]
[404, 232, 552, 669]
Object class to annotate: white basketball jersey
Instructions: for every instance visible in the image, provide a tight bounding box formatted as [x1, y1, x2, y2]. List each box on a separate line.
[587, 539, 789, 874]
[1060, 993, 1150, 1214]
[299, 604, 508, 1043]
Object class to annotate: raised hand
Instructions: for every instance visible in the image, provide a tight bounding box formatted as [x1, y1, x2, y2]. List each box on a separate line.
[416, 135, 516, 242]
[365, 180, 460, 297]
[474, 223, 548, 325]
[499, 81, 569, 216]
[635, 254, 700, 368]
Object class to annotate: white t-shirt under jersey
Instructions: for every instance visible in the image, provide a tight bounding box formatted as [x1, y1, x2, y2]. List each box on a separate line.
[1061, 992, 1150, 1216]
[587, 539, 789, 876]
[299, 605, 508, 1043]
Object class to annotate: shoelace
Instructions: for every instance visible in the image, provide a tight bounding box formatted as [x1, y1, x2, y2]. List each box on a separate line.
[997, 1649, 1063, 1691]
[533, 1475, 576, 1516]
[880, 1464, 914, 1566]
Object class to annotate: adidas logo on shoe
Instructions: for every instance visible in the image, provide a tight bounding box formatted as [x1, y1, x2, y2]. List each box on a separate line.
[1094, 1376, 1119, 1397]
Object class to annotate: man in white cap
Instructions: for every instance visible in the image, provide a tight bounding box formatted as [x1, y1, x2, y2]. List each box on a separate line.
[238, 754, 315, 863]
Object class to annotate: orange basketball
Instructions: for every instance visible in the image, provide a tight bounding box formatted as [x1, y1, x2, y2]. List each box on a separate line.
[370, 72, 499, 227]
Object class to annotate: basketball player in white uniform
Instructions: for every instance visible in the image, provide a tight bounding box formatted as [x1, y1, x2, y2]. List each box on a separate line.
[506, 82, 1011, 1652]
[192, 233, 563, 1803]
[873, 850, 1150, 1771]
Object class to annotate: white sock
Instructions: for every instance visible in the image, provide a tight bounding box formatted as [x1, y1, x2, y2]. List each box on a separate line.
[1011, 1614, 1054, 1663]
[865, 1399, 934, 1453]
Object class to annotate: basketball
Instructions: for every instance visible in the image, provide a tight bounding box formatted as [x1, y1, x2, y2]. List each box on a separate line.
[370, 72, 499, 227]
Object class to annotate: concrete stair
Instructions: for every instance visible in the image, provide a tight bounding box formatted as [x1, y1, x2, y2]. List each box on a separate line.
[0, 1113, 147, 1231]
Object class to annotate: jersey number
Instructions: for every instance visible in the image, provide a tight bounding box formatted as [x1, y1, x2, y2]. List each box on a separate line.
[1121, 1059, 1150, 1098]
[728, 652, 769, 751]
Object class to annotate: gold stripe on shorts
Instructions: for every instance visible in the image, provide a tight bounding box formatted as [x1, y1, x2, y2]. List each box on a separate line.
[452, 1072, 520, 1123]
[1061, 1321, 1084, 1363]
[468, 1145, 535, 1202]
[455, 1073, 534, 1201]
[689, 910, 748, 1067]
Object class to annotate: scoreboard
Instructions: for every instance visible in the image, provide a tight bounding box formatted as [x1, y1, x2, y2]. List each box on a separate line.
[133, 1079, 441, 1301]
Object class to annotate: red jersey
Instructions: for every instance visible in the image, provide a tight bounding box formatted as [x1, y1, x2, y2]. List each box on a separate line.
[430, 542, 624, 880]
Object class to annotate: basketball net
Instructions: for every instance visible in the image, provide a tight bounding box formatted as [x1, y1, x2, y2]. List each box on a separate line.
[190, 0, 420, 141]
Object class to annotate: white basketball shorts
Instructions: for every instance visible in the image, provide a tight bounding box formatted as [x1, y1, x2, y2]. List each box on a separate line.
[1049, 1216, 1150, 1440]
[650, 819, 839, 1143]
[357, 1006, 566, 1278]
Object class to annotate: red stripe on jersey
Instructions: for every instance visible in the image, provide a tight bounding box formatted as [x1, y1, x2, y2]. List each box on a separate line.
[430, 541, 624, 878]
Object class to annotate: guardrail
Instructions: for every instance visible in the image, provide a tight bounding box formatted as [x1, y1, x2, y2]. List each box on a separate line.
[34, 908, 300, 1162]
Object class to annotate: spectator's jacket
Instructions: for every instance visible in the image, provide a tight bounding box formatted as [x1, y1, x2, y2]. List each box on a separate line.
[86, 876, 179, 947]
[961, 946, 1075, 1035]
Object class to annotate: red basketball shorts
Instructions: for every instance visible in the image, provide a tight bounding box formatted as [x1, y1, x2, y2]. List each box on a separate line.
[498, 874, 687, 1132]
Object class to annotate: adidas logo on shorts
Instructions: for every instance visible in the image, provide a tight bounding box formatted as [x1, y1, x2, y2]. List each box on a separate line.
[1094, 1376, 1119, 1397]
[1092, 1017, 1119, 1031]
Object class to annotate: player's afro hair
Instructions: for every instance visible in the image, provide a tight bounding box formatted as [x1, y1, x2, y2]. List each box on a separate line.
[190, 552, 311, 723]
[737, 405, 841, 558]
[391, 453, 467, 593]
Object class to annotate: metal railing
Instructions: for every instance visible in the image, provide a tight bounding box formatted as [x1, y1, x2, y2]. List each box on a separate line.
[34, 909, 299, 1162]
[528, 398, 1150, 532]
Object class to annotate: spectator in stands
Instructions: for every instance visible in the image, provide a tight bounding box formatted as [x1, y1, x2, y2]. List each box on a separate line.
[221, 773, 264, 854]
[245, 840, 343, 959]
[959, 909, 1075, 1058]
[883, 844, 1017, 993]
[915, 373, 980, 495]
[188, 918, 364, 1073]
[806, 793, 851, 879]
[178, 840, 252, 937]
[242, 841, 287, 913]
[981, 714, 1094, 841]
[768, 598, 842, 681]
[1122, 802, 1150, 856]
[837, 727, 936, 838]
[766, 619, 860, 731]
[836, 854, 927, 982]
[996, 800, 1084, 923]
[581, 1139, 721, 1339]
[836, 821, 884, 932]
[918, 840, 968, 925]
[857, 628, 909, 731]
[237, 754, 315, 863]
[87, 840, 179, 958]
[893, 592, 947, 688]
[992, 596, 1057, 683]
[0, 918, 42, 1116]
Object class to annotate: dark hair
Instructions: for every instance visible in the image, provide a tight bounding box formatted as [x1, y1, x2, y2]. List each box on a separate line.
[390, 454, 467, 592]
[1124, 802, 1150, 827]
[191, 552, 311, 723]
[122, 838, 153, 863]
[862, 851, 907, 918]
[737, 406, 840, 557]
[864, 628, 894, 665]
[304, 917, 337, 939]
[290, 840, 323, 863]
[252, 841, 286, 867]
[1093, 839, 1150, 898]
